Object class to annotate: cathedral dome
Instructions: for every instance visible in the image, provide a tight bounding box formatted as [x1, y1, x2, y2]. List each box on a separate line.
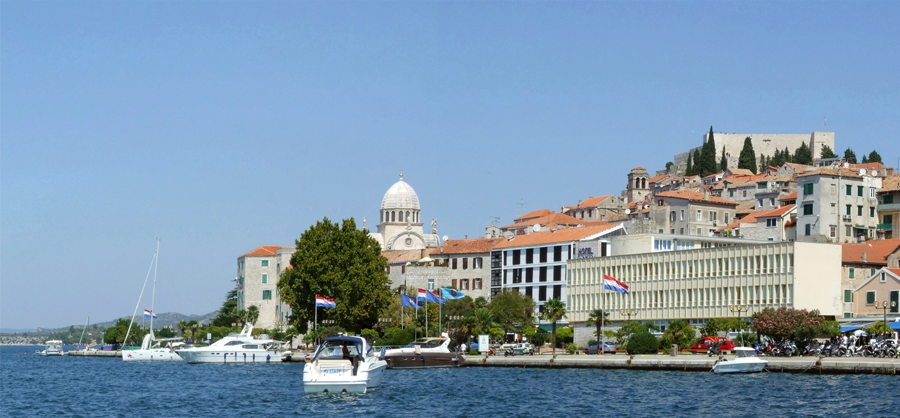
[381, 174, 420, 210]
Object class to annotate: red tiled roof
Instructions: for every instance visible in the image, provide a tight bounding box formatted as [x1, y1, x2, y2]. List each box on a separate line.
[382, 249, 426, 264]
[656, 190, 739, 206]
[779, 191, 797, 201]
[841, 239, 900, 265]
[633, 166, 646, 170]
[241, 245, 287, 257]
[514, 209, 554, 223]
[564, 195, 612, 209]
[727, 168, 755, 176]
[716, 211, 765, 232]
[502, 212, 585, 229]
[430, 237, 504, 255]
[493, 224, 622, 249]
[797, 167, 863, 179]
[756, 204, 796, 218]
[735, 200, 756, 215]
[887, 267, 900, 276]
[881, 177, 900, 192]
[648, 174, 670, 184]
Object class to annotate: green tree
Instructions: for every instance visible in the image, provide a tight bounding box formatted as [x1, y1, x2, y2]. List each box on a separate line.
[585, 309, 610, 341]
[489, 289, 535, 334]
[865, 321, 892, 337]
[843, 147, 858, 164]
[792, 141, 813, 165]
[698, 318, 728, 337]
[245, 305, 260, 325]
[738, 136, 758, 173]
[665, 161, 674, 172]
[279, 217, 392, 334]
[862, 154, 869, 164]
[541, 298, 566, 354]
[699, 126, 717, 176]
[472, 308, 496, 335]
[720, 152, 728, 171]
[616, 321, 656, 346]
[661, 319, 696, 353]
[625, 330, 659, 354]
[555, 326, 574, 345]
[211, 289, 241, 327]
[691, 149, 702, 176]
[867, 150, 882, 164]
[685, 152, 694, 176]
[819, 144, 838, 160]
[821, 321, 841, 338]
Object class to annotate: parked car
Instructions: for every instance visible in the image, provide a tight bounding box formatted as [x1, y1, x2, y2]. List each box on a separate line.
[690, 336, 736, 351]
[512, 343, 534, 355]
[583, 342, 616, 354]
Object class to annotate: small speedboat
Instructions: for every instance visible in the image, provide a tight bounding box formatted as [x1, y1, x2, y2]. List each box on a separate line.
[713, 347, 768, 374]
[382, 334, 463, 368]
[303, 336, 387, 394]
[35, 340, 65, 356]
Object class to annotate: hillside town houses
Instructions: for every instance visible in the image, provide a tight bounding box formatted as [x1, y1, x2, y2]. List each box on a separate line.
[236, 130, 900, 344]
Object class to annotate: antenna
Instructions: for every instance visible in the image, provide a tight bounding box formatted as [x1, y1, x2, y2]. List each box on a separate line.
[489, 216, 500, 226]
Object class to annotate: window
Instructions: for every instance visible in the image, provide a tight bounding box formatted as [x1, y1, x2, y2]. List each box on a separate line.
[831, 203, 836, 214]
[262, 290, 272, 300]
[525, 268, 533, 283]
[881, 272, 887, 283]
[871, 268, 876, 276]
[844, 290, 852, 303]
[451, 279, 457, 288]
[696, 210, 701, 221]
[696, 228, 701, 235]
[680, 210, 685, 221]
[553, 246, 562, 262]
[743, 190, 748, 198]
[553, 266, 562, 281]
[803, 204, 813, 215]
[452, 259, 458, 269]
[262, 274, 267, 284]
[553, 285, 562, 299]
[513, 251, 521, 265]
[539, 247, 547, 263]
[429, 278, 435, 290]
[729, 190, 734, 197]
[869, 207, 875, 218]
[758, 199, 763, 208]
[725, 213, 730, 224]
[526, 249, 534, 264]
[539, 266, 547, 282]
[803, 183, 813, 195]
[846, 185, 852, 195]
[710, 211, 717, 221]
[805, 224, 811, 236]
[463, 258, 468, 270]
[846, 205, 851, 216]
[866, 291, 875, 305]
[830, 225, 836, 237]
[767, 218, 777, 227]
[849, 268, 855, 279]
[539, 285, 547, 301]
[261, 260, 268, 267]
[857, 206, 863, 216]
[473, 278, 482, 290]
[524, 287, 533, 298]
[857, 186, 863, 197]
[460, 279, 468, 290]
[474, 257, 483, 269]
[770, 198, 775, 207]
[886, 195, 895, 204]
[870, 187, 876, 198]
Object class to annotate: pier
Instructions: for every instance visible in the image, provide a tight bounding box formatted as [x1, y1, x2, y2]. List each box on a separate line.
[463, 353, 900, 375]
[66, 350, 121, 358]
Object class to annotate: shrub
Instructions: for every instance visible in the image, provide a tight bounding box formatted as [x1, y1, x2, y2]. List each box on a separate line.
[469, 348, 479, 355]
[566, 343, 579, 354]
[626, 331, 659, 354]
[586, 338, 597, 347]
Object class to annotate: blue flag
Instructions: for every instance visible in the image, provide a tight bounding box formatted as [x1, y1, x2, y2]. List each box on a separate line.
[440, 288, 465, 300]
[401, 294, 421, 308]
[426, 290, 445, 305]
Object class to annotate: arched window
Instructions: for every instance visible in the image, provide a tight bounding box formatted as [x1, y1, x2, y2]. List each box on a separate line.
[642, 178, 647, 189]
[406, 211, 410, 221]
[391, 211, 395, 222]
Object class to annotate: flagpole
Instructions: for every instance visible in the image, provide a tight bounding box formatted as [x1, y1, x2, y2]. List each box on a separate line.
[314, 303, 318, 345]
[400, 291, 404, 330]
[425, 296, 429, 338]
[438, 290, 442, 336]
[601, 274, 605, 356]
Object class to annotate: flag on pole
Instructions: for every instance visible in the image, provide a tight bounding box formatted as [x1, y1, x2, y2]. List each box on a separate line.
[143, 309, 158, 318]
[427, 290, 445, 305]
[315, 295, 336, 308]
[401, 294, 421, 308]
[440, 288, 465, 300]
[417, 288, 427, 304]
[602, 275, 629, 294]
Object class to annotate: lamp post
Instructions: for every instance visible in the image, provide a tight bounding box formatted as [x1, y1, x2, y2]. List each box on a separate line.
[874, 301, 897, 339]
[729, 305, 750, 347]
[620, 309, 638, 322]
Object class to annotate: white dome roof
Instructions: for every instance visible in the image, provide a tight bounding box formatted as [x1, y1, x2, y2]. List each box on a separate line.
[381, 176, 420, 210]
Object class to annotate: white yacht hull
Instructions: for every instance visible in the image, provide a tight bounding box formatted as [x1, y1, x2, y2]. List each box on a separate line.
[177, 349, 280, 364]
[122, 348, 182, 361]
[713, 358, 768, 374]
[36, 351, 65, 356]
[302, 359, 387, 394]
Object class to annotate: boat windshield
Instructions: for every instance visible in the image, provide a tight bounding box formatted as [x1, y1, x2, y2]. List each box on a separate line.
[313, 338, 364, 361]
[735, 349, 757, 358]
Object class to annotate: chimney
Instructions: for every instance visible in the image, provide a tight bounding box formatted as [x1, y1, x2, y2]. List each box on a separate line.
[862, 252, 867, 262]
[465, 235, 467, 240]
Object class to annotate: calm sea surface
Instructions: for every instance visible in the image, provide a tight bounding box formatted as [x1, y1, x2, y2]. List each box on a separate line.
[2, 345, 898, 417]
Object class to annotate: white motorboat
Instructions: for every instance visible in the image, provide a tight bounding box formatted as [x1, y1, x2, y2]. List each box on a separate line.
[35, 340, 66, 356]
[303, 336, 387, 394]
[382, 334, 463, 368]
[713, 347, 768, 374]
[122, 239, 183, 362]
[175, 323, 282, 364]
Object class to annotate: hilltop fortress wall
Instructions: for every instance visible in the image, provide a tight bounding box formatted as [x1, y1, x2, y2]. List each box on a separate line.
[671, 131, 834, 174]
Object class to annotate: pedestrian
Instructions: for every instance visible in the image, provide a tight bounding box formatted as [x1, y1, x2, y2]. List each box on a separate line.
[460, 342, 467, 353]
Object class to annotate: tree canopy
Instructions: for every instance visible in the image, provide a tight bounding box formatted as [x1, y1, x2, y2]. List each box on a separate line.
[699, 126, 718, 176]
[489, 289, 535, 333]
[738, 136, 757, 173]
[211, 289, 241, 327]
[792, 141, 813, 165]
[750, 307, 823, 346]
[867, 150, 882, 164]
[279, 217, 392, 334]
[542, 298, 566, 352]
[843, 148, 857, 164]
[819, 144, 838, 160]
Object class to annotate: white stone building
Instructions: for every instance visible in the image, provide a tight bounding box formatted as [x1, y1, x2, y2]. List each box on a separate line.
[795, 166, 883, 243]
[369, 171, 441, 251]
[236, 245, 294, 329]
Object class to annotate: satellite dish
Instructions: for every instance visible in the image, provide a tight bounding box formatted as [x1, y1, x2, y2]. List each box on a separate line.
[859, 169, 866, 176]
[625, 209, 631, 214]
[442, 235, 449, 242]
[533, 224, 541, 232]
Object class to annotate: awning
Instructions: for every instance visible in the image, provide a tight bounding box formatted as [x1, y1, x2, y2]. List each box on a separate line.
[840, 325, 862, 332]
[891, 322, 900, 331]
[538, 325, 553, 333]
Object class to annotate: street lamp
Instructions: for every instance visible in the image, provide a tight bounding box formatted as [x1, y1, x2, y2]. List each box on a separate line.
[874, 301, 897, 339]
[620, 309, 638, 322]
[729, 305, 750, 347]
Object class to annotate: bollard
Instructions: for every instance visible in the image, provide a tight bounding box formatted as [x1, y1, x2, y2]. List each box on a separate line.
[671, 344, 678, 357]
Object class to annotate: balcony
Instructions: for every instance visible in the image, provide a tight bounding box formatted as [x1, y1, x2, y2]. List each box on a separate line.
[877, 223, 893, 231]
[877, 203, 900, 212]
[842, 215, 852, 222]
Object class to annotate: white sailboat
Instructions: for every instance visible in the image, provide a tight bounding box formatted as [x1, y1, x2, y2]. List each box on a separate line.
[122, 239, 182, 362]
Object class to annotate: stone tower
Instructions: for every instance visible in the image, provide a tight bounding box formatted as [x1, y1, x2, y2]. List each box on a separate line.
[626, 166, 650, 204]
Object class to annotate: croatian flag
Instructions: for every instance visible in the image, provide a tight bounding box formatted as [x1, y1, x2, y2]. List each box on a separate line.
[315, 295, 336, 308]
[417, 288, 427, 304]
[602, 275, 630, 294]
[143, 309, 158, 318]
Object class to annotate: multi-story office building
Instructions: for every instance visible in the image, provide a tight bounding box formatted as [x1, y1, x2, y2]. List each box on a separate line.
[236, 245, 294, 329]
[490, 224, 625, 323]
[567, 235, 841, 345]
[796, 167, 883, 243]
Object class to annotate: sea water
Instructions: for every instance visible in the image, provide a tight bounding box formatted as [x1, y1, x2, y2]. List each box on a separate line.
[1, 345, 897, 417]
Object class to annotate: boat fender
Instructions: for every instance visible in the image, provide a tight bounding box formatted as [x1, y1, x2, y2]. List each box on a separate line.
[266, 354, 271, 362]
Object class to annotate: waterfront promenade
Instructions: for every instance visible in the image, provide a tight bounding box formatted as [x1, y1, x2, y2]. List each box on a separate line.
[464, 353, 900, 375]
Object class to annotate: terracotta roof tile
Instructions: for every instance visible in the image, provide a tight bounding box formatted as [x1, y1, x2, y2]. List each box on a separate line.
[756, 204, 796, 218]
[502, 212, 585, 229]
[493, 224, 622, 249]
[727, 168, 755, 176]
[648, 174, 670, 184]
[797, 167, 863, 179]
[887, 267, 900, 276]
[240, 245, 288, 257]
[880, 177, 900, 192]
[429, 237, 505, 255]
[568, 195, 612, 208]
[382, 249, 426, 264]
[716, 211, 765, 232]
[655, 190, 739, 206]
[735, 200, 757, 215]
[841, 239, 900, 265]
[779, 191, 797, 201]
[514, 209, 554, 223]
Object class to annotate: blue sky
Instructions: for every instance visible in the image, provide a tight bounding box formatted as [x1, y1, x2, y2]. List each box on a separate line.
[2, 1, 898, 329]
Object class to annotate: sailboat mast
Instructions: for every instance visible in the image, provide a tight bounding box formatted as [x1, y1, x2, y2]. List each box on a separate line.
[123, 241, 159, 348]
[77, 316, 90, 347]
[150, 239, 159, 335]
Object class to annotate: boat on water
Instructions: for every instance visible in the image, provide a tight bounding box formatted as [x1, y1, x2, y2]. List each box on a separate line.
[712, 347, 768, 374]
[35, 340, 66, 356]
[382, 334, 463, 368]
[122, 240, 183, 362]
[303, 336, 387, 394]
[175, 323, 283, 364]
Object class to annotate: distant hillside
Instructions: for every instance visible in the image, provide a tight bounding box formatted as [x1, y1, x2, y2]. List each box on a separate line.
[2, 311, 219, 335]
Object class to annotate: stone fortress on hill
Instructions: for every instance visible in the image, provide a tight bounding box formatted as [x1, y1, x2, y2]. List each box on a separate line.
[669, 131, 834, 176]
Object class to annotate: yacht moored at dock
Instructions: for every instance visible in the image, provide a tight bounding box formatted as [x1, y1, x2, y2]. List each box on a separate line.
[175, 323, 282, 364]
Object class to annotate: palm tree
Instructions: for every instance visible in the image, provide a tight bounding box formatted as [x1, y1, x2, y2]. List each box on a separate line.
[541, 298, 567, 355]
[177, 320, 188, 338]
[664, 319, 696, 351]
[246, 305, 260, 326]
[472, 308, 495, 335]
[585, 309, 610, 343]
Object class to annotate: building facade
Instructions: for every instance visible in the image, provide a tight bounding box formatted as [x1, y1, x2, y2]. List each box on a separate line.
[369, 171, 441, 250]
[877, 177, 900, 239]
[796, 167, 882, 243]
[567, 238, 841, 345]
[429, 237, 503, 301]
[236, 245, 294, 329]
[650, 190, 739, 236]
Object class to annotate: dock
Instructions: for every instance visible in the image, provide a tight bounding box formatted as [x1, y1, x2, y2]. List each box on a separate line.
[463, 353, 900, 375]
[66, 350, 121, 358]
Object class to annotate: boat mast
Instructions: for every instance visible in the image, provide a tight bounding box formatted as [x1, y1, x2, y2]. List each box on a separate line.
[123, 240, 159, 348]
[77, 316, 90, 347]
[149, 239, 159, 338]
